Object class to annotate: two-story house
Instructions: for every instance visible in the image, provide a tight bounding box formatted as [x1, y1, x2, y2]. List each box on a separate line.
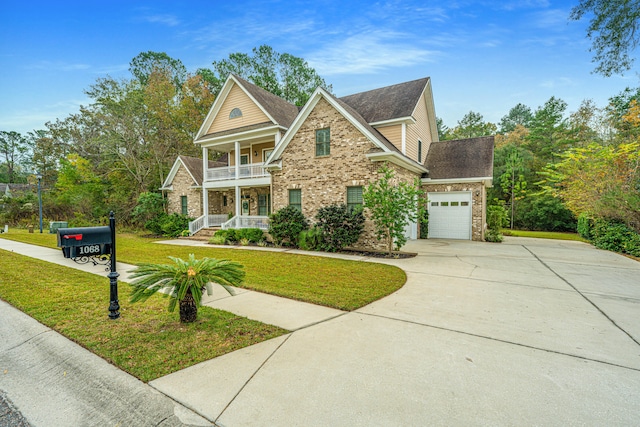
[161, 74, 494, 248]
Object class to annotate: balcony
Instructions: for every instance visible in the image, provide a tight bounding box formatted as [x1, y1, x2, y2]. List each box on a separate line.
[205, 162, 269, 182]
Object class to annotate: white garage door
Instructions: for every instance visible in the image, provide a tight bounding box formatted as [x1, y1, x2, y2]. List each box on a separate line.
[428, 192, 472, 239]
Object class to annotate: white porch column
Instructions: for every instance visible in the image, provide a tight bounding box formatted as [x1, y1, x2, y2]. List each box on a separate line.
[234, 141, 241, 218]
[202, 147, 209, 227]
[235, 186, 241, 218]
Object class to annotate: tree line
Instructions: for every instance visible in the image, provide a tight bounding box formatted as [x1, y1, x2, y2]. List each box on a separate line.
[0, 40, 638, 243]
[436, 88, 639, 238]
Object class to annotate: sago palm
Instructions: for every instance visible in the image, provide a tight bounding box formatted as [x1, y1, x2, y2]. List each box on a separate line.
[129, 254, 245, 323]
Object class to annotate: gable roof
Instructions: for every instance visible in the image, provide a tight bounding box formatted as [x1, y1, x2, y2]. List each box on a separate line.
[267, 87, 427, 174]
[160, 155, 227, 189]
[424, 136, 494, 181]
[195, 74, 299, 142]
[233, 75, 300, 128]
[339, 77, 430, 124]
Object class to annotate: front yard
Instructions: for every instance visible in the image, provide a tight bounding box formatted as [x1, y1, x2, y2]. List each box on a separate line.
[0, 231, 406, 381]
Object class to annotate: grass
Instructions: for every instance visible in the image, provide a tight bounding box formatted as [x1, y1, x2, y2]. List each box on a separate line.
[502, 229, 588, 242]
[0, 230, 405, 381]
[0, 250, 287, 382]
[0, 230, 407, 311]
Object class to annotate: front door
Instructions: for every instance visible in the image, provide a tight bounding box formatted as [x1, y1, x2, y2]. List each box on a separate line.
[241, 199, 249, 215]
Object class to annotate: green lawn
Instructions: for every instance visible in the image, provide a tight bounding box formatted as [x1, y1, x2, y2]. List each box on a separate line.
[502, 229, 588, 242]
[0, 230, 406, 311]
[0, 249, 286, 382]
[0, 230, 407, 381]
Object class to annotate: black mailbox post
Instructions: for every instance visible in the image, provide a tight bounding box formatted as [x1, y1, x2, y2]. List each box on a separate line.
[56, 212, 120, 320]
[57, 226, 112, 259]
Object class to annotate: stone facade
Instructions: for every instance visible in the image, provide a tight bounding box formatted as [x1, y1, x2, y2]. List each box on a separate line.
[421, 182, 486, 241]
[166, 166, 202, 218]
[207, 187, 271, 216]
[270, 98, 421, 250]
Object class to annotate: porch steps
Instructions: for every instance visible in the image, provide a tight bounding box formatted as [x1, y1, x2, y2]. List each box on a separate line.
[183, 227, 219, 242]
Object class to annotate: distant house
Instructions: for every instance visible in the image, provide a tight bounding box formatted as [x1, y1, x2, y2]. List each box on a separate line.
[162, 74, 494, 248]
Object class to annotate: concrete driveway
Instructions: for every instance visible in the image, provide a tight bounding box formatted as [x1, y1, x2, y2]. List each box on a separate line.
[151, 237, 640, 426]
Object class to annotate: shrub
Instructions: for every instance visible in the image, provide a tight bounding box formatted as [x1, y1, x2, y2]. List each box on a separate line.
[485, 228, 504, 243]
[298, 226, 323, 251]
[236, 228, 265, 243]
[145, 213, 191, 237]
[214, 229, 238, 243]
[591, 219, 640, 256]
[419, 206, 429, 239]
[132, 192, 165, 226]
[577, 213, 593, 240]
[315, 204, 365, 252]
[209, 234, 227, 245]
[486, 202, 508, 243]
[515, 194, 576, 231]
[269, 206, 308, 247]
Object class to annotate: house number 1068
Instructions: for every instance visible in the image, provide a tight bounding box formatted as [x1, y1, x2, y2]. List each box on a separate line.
[79, 245, 101, 255]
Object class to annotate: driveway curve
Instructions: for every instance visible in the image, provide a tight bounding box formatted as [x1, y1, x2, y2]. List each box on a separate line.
[153, 237, 640, 426]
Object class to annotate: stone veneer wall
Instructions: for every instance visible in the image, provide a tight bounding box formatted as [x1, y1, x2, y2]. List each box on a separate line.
[421, 182, 486, 241]
[207, 187, 271, 216]
[270, 97, 421, 250]
[166, 166, 202, 218]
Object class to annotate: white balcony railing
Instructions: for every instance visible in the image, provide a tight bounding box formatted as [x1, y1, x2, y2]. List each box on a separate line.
[205, 162, 269, 182]
[221, 215, 270, 230]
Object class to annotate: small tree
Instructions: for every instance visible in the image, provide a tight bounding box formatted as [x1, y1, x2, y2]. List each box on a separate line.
[268, 205, 308, 246]
[129, 254, 244, 323]
[315, 204, 365, 252]
[363, 165, 424, 254]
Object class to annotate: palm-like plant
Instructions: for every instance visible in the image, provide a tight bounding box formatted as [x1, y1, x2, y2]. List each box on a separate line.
[129, 254, 245, 323]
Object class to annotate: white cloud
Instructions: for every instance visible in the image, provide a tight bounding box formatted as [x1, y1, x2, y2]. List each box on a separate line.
[141, 14, 181, 27]
[307, 31, 440, 75]
[539, 77, 575, 88]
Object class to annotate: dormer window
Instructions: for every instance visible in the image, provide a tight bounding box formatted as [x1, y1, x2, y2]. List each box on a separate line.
[229, 108, 242, 119]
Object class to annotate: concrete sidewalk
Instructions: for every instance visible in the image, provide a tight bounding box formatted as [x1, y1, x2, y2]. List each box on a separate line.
[0, 238, 344, 331]
[2, 236, 640, 426]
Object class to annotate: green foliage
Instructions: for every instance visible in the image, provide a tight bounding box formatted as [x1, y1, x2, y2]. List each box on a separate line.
[487, 203, 509, 230]
[214, 229, 237, 243]
[486, 202, 508, 243]
[236, 228, 265, 243]
[269, 205, 309, 247]
[315, 204, 365, 252]
[442, 111, 497, 140]
[514, 194, 576, 232]
[526, 96, 569, 167]
[145, 213, 190, 237]
[298, 226, 324, 251]
[419, 205, 429, 239]
[499, 103, 533, 133]
[129, 51, 187, 88]
[591, 219, 640, 256]
[129, 254, 245, 322]
[570, 0, 640, 76]
[541, 142, 640, 233]
[577, 213, 593, 240]
[210, 45, 333, 106]
[213, 228, 265, 245]
[363, 165, 424, 254]
[132, 192, 165, 226]
[209, 234, 227, 245]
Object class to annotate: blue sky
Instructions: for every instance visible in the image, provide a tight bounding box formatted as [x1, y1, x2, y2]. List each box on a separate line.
[1, 0, 638, 135]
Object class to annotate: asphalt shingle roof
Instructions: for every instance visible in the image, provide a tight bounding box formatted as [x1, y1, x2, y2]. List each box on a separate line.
[424, 136, 494, 180]
[339, 77, 430, 123]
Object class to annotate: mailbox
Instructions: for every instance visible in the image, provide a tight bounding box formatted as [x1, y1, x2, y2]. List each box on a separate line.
[57, 226, 112, 259]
